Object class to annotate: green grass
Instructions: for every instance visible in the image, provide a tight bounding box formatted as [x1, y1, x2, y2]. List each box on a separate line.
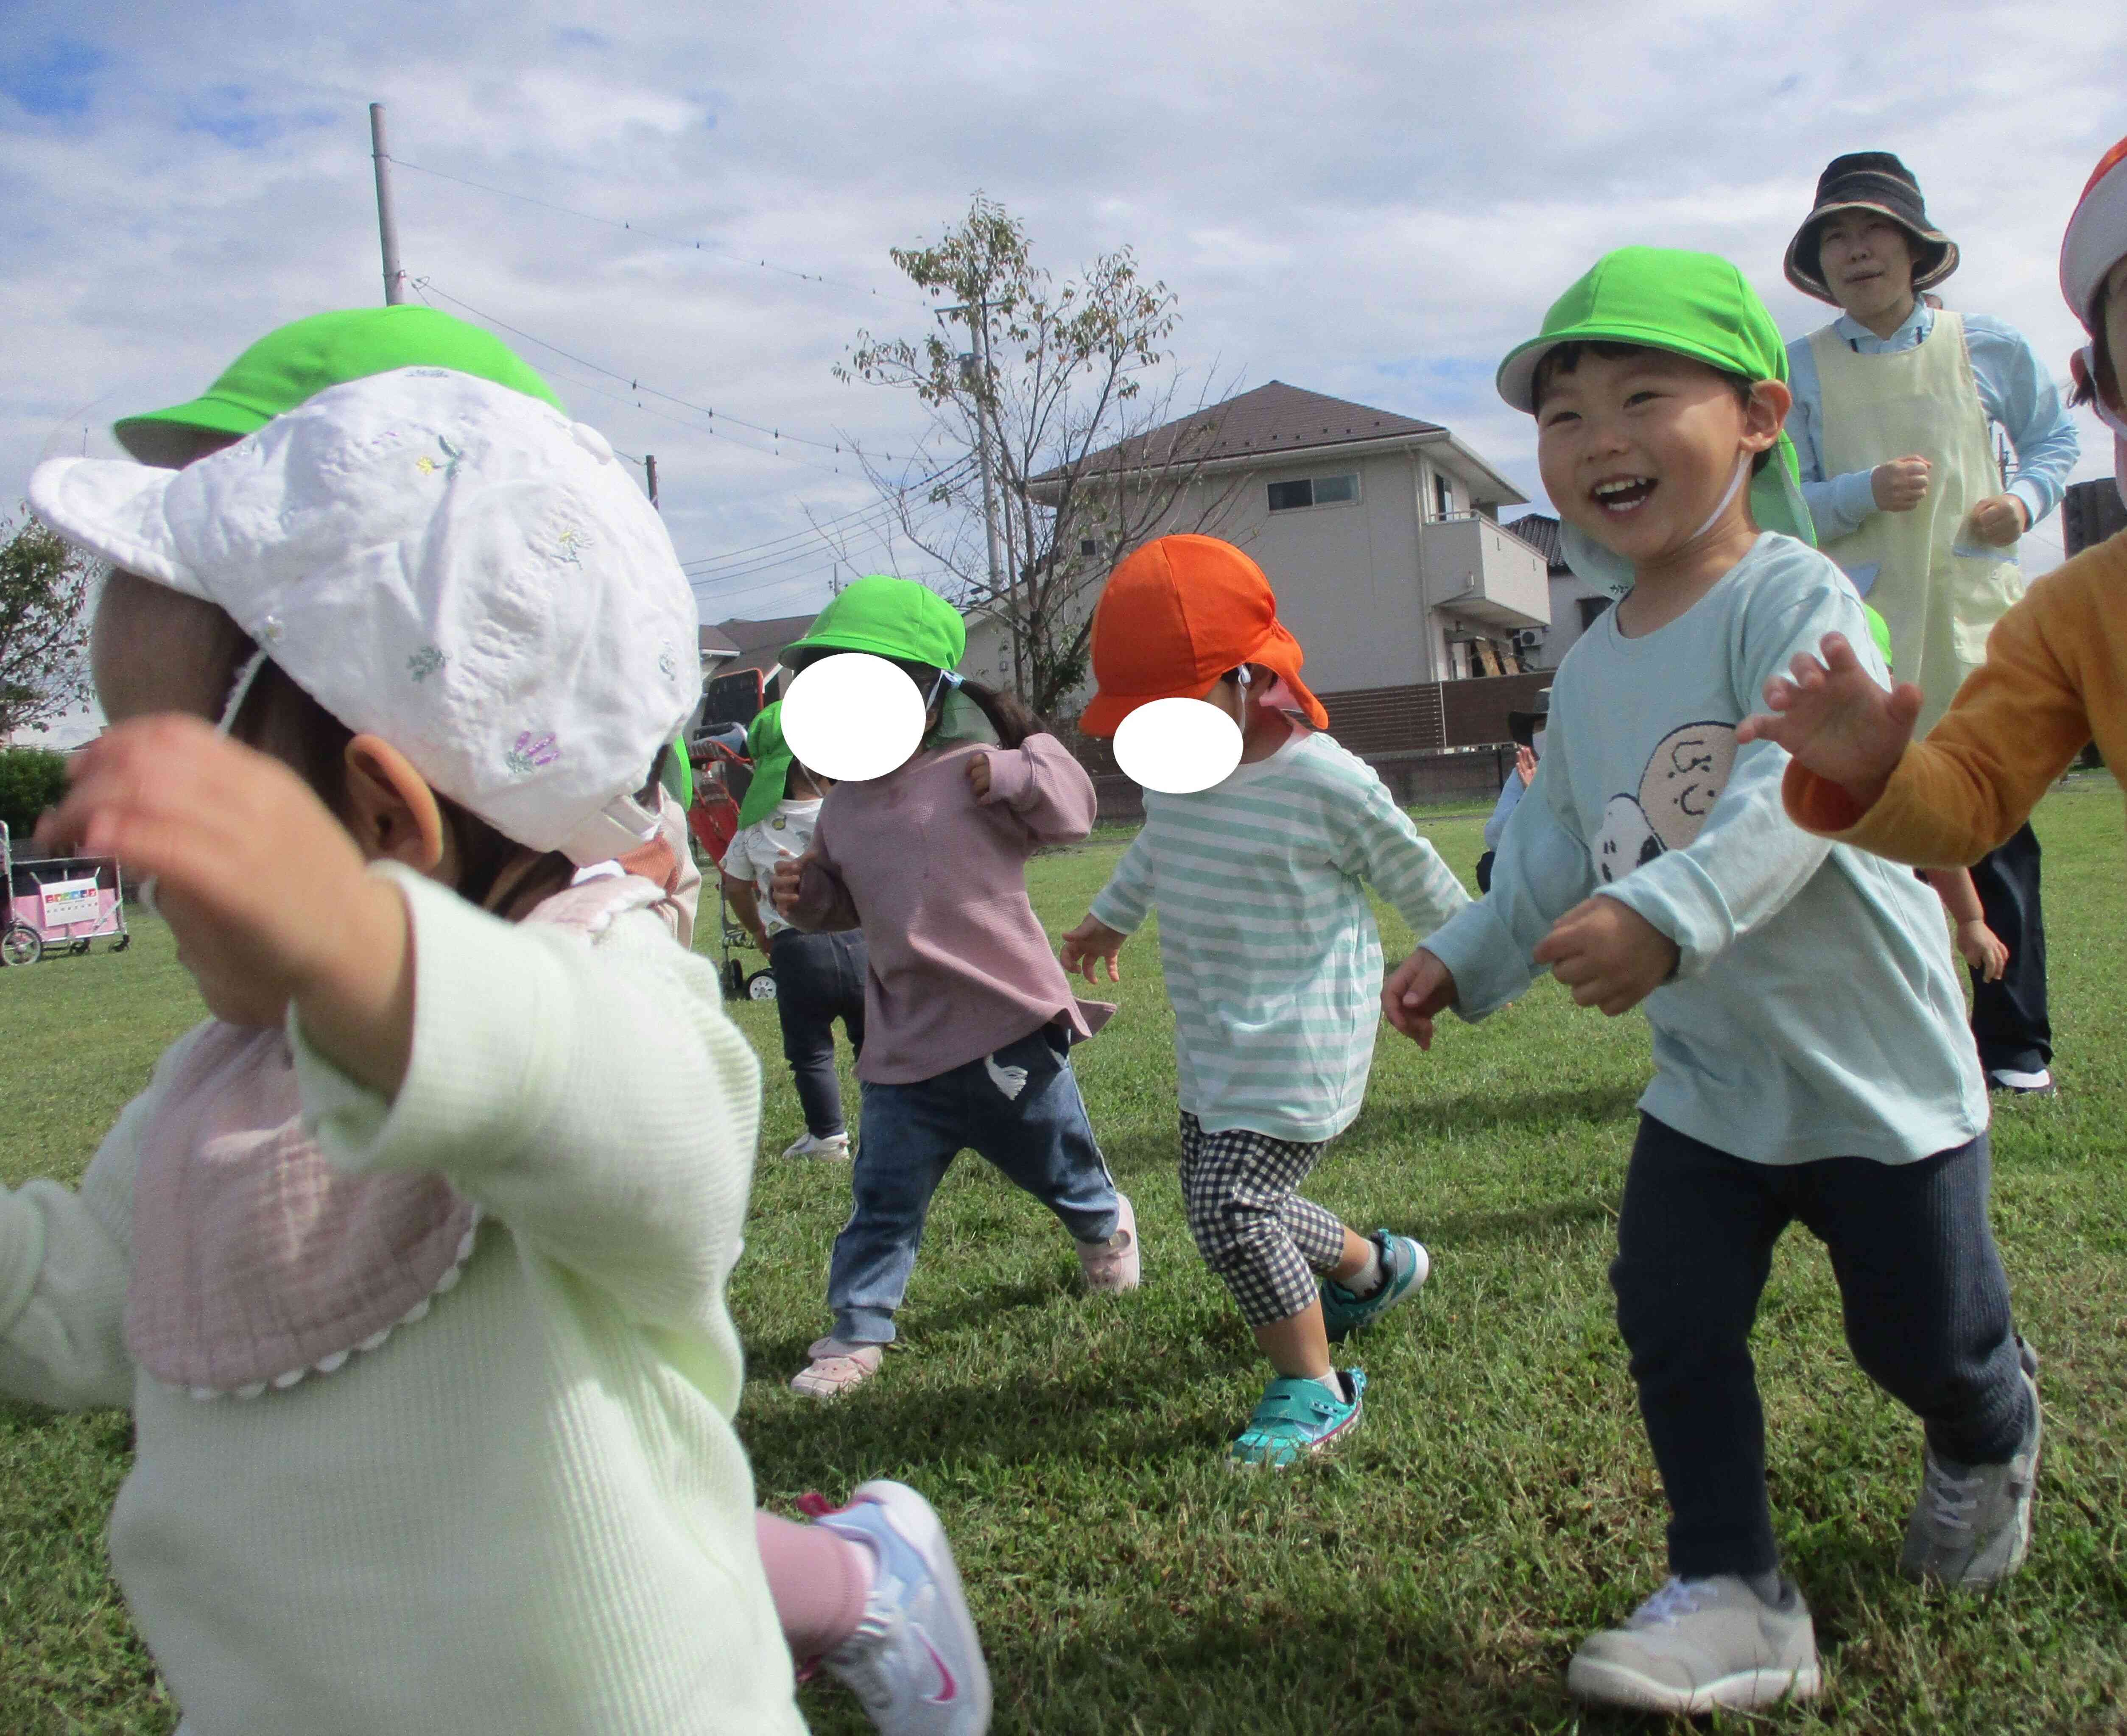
[3, 780, 2124, 1733]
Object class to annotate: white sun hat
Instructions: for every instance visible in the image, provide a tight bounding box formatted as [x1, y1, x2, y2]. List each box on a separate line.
[28, 367, 702, 865]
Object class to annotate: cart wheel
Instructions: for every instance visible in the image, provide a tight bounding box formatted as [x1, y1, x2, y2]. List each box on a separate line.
[72, 939, 91, 956]
[1, 924, 42, 968]
[745, 968, 778, 1002]
[112, 933, 131, 952]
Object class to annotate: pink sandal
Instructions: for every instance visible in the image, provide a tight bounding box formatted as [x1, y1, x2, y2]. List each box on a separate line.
[791, 1337, 883, 1398]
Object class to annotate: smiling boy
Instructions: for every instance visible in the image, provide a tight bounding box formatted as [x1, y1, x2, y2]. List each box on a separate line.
[1381, 248, 2038, 1716]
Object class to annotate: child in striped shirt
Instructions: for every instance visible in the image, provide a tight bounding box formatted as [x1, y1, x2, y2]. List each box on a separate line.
[1059, 535, 1469, 1468]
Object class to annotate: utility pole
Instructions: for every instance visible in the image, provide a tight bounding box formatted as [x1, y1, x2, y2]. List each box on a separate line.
[939, 299, 1014, 692]
[369, 103, 406, 306]
[642, 453, 659, 510]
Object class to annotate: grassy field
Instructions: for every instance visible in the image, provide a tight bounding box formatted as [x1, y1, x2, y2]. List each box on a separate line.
[1, 779, 2123, 1733]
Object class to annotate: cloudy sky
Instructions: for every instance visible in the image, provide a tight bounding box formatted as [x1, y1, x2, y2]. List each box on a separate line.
[4, 1, 2123, 740]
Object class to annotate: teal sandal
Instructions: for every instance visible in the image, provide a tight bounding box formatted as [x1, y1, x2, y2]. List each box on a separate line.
[1228, 1369, 1366, 1468]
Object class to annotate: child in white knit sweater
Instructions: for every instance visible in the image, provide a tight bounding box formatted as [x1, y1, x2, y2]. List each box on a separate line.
[3, 368, 987, 1736]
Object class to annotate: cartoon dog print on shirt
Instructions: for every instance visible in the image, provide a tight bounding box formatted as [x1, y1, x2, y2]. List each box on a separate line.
[1594, 722, 1738, 884]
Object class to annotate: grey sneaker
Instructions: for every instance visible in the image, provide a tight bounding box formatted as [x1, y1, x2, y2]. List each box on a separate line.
[1900, 1365, 2042, 1588]
[1566, 1574, 1821, 1714]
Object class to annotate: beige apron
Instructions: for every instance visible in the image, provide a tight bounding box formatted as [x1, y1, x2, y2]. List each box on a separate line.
[1810, 310, 2026, 732]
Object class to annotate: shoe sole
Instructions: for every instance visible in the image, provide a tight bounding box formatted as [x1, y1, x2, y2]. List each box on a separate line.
[1566, 1655, 1822, 1714]
[845, 1481, 994, 1733]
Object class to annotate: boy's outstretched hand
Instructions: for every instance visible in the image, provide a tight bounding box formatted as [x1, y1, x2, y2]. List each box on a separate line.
[1533, 897, 1677, 1016]
[1734, 631, 1920, 812]
[35, 715, 413, 1091]
[1381, 948, 1457, 1049]
[769, 848, 816, 918]
[1059, 914, 1126, 984]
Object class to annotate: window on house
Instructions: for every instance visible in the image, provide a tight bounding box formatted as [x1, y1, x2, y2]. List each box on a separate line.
[1432, 472, 1455, 518]
[1266, 473, 1359, 513]
[1079, 538, 1099, 557]
[1578, 596, 1613, 631]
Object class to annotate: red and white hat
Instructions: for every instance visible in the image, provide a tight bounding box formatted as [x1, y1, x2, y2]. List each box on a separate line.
[2062, 134, 2127, 332]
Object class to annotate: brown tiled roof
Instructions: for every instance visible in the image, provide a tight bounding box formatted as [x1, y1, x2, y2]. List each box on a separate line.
[709, 612, 821, 674]
[1502, 513, 1566, 571]
[1037, 380, 1445, 483]
[698, 622, 741, 659]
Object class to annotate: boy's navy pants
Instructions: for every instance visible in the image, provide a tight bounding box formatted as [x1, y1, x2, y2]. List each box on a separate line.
[1612, 1114, 2030, 1580]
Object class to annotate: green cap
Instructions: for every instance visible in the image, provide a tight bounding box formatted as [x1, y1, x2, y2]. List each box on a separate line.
[1496, 246, 1814, 549]
[783, 575, 966, 673]
[736, 701, 795, 830]
[114, 307, 567, 466]
[1862, 602, 1894, 670]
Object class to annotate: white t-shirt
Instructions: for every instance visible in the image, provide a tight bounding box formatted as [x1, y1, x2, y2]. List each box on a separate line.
[719, 799, 822, 938]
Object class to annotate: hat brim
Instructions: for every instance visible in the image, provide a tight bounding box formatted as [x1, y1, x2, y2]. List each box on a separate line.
[2061, 147, 2127, 329]
[1783, 202, 1958, 304]
[112, 394, 272, 467]
[1077, 626, 1329, 737]
[26, 455, 204, 596]
[1496, 324, 1771, 414]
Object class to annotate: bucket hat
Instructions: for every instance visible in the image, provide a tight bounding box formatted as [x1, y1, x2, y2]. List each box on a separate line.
[782, 575, 966, 673]
[2062, 134, 2127, 331]
[735, 701, 798, 829]
[1495, 248, 1815, 576]
[114, 307, 567, 467]
[1784, 152, 1958, 304]
[31, 367, 699, 865]
[1077, 534, 1328, 737]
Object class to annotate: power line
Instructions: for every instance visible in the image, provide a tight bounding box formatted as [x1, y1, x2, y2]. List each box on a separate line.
[387, 154, 928, 312]
[414, 277, 908, 464]
[680, 459, 975, 573]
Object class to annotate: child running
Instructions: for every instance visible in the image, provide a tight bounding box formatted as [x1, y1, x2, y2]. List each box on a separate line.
[721, 700, 868, 1158]
[1742, 131, 2127, 903]
[1058, 535, 1466, 1467]
[770, 576, 1138, 1398]
[7, 369, 987, 1734]
[1382, 248, 2038, 1716]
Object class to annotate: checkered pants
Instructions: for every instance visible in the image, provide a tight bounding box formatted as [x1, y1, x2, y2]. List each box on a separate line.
[1177, 1111, 1345, 1326]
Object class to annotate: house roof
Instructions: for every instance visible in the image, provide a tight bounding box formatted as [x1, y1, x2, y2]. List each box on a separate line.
[1038, 381, 1447, 484]
[711, 611, 820, 676]
[698, 622, 741, 659]
[1503, 513, 1567, 572]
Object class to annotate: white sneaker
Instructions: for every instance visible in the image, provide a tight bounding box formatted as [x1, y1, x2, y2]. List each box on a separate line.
[1900, 1365, 2042, 1587]
[1567, 1574, 1820, 1714]
[813, 1481, 992, 1735]
[1076, 1192, 1140, 1294]
[783, 1130, 852, 1159]
[1987, 1067, 2054, 1096]
[791, 1338, 883, 1398]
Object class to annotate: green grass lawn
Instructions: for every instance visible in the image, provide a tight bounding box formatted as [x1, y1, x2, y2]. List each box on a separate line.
[2, 780, 2124, 1733]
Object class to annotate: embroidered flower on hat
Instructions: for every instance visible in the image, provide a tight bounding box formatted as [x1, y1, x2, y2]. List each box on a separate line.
[407, 645, 446, 683]
[533, 508, 592, 568]
[415, 435, 465, 478]
[657, 645, 678, 680]
[506, 731, 561, 776]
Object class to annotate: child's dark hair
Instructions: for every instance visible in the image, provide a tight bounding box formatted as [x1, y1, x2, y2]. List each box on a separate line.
[2069, 282, 2117, 412]
[231, 656, 658, 916]
[1533, 341, 1774, 476]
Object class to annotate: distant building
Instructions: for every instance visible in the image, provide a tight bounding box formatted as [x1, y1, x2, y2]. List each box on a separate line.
[2062, 477, 2127, 556]
[970, 381, 1550, 731]
[1498, 513, 1613, 670]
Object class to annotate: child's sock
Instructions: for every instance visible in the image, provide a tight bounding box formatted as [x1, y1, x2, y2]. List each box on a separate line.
[1341, 1238, 1385, 1297]
[755, 1510, 875, 1661]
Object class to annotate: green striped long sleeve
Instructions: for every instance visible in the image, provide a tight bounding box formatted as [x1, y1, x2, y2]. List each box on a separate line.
[1090, 732, 1469, 1142]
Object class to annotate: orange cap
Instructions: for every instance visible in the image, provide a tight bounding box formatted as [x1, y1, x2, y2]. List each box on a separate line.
[1077, 534, 1328, 737]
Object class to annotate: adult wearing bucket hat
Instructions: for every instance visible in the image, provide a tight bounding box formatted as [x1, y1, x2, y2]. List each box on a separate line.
[1783, 151, 2081, 1095]
[719, 701, 867, 1160]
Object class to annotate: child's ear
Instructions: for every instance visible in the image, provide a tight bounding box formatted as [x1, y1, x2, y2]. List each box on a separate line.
[343, 735, 450, 875]
[1743, 380, 1793, 455]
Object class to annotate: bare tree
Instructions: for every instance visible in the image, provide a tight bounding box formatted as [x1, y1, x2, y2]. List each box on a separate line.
[0, 508, 95, 740]
[837, 195, 1242, 719]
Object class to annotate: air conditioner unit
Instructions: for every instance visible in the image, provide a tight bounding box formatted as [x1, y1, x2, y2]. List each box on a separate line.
[1510, 627, 1547, 653]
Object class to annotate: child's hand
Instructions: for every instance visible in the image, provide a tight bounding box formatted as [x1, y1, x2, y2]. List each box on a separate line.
[1059, 914, 1126, 984]
[769, 849, 814, 918]
[1381, 948, 1457, 1049]
[1735, 631, 1920, 811]
[1532, 896, 1678, 1016]
[1956, 918, 2010, 982]
[966, 752, 992, 801]
[36, 716, 414, 1085]
[1514, 744, 1538, 786]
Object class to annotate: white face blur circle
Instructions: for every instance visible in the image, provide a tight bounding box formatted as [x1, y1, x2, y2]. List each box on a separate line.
[1113, 697, 1244, 795]
[780, 653, 930, 782]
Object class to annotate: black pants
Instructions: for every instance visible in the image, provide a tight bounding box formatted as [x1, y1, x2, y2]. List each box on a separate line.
[769, 929, 867, 1138]
[1611, 1114, 2028, 1580]
[1969, 822, 2051, 1076]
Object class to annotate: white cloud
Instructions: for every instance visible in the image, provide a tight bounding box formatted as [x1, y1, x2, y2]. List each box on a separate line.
[1, 0, 2120, 642]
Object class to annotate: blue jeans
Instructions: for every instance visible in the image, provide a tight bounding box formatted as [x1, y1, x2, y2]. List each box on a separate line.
[827, 1024, 1120, 1345]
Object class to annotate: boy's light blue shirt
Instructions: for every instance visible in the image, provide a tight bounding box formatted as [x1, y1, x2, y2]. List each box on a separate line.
[1091, 731, 1468, 1144]
[1786, 302, 2079, 541]
[1422, 532, 1987, 1167]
